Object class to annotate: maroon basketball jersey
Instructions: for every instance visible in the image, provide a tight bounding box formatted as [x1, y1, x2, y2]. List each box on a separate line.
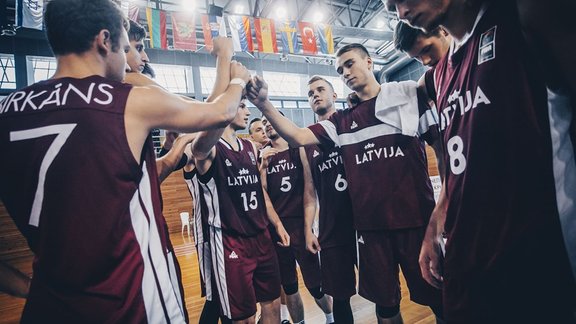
[265, 147, 304, 219]
[198, 138, 269, 236]
[0, 76, 187, 322]
[306, 145, 355, 248]
[308, 83, 437, 230]
[433, 1, 569, 274]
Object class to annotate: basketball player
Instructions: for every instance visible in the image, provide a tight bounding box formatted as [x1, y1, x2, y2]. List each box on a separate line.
[181, 35, 241, 324]
[191, 99, 290, 323]
[182, 142, 232, 324]
[247, 43, 443, 324]
[385, 0, 576, 322]
[260, 117, 334, 324]
[125, 19, 149, 73]
[123, 19, 192, 182]
[0, 0, 250, 321]
[393, 21, 451, 179]
[303, 75, 357, 323]
[248, 117, 269, 149]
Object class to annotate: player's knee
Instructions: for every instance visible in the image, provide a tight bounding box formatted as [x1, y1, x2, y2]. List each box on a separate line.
[307, 285, 325, 299]
[376, 305, 400, 318]
[282, 282, 299, 295]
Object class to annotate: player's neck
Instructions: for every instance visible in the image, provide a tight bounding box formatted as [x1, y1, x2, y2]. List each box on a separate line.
[356, 78, 381, 101]
[271, 137, 289, 151]
[222, 127, 238, 144]
[443, 0, 483, 42]
[318, 108, 336, 122]
[52, 52, 107, 80]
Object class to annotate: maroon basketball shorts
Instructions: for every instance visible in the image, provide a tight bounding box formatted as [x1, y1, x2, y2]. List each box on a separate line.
[319, 243, 357, 299]
[357, 227, 442, 308]
[274, 218, 322, 291]
[210, 227, 281, 321]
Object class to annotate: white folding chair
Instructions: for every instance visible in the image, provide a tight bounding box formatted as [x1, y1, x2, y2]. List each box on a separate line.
[180, 212, 190, 237]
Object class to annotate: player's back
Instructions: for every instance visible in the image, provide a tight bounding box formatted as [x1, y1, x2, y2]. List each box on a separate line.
[0, 76, 187, 322]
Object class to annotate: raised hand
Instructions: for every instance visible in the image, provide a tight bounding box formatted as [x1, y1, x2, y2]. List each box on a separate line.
[246, 75, 269, 108]
[211, 37, 234, 60]
[230, 60, 251, 84]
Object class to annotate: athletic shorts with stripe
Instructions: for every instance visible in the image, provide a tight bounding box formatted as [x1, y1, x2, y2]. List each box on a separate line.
[357, 227, 442, 308]
[210, 227, 281, 320]
[271, 218, 322, 291]
[319, 243, 357, 299]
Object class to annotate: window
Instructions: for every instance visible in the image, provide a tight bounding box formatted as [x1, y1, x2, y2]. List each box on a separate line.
[29, 56, 57, 83]
[262, 72, 302, 97]
[322, 75, 351, 99]
[154, 63, 192, 93]
[0, 54, 17, 90]
[199, 66, 217, 96]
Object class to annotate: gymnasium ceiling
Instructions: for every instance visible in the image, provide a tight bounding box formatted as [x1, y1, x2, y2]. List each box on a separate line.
[1, 0, 411, 76]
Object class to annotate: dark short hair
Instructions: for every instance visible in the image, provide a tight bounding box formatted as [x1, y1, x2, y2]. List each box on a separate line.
[336, 43, 370, 58]
[142, 63, 156, 78]
[248, 118, 262, 134]
[393, 21, 443, 52]
[45, 0, 128, 55]
[307, 75, 334, 91]
[128, 19, 147, 42]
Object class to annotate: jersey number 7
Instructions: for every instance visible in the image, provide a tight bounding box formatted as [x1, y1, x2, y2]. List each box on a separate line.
[10, 124, 77, 227]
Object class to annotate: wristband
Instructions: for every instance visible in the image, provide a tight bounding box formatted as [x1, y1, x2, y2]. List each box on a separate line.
[230, 78, 246, 90]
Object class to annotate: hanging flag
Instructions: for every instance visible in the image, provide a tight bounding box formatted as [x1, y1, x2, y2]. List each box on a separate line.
[316, 24, 334, 54]
[278, 20, 299, 54]
[298, 22, 317, 55]
[227, 16, 254, 52]
[171, 13, 197, 51]
[201, 15, 227, 51]
[16, 0, 44, 30]
[128, 3, 140, 21]
[146, 8, 168, 49]
[254, 18, 278, 54]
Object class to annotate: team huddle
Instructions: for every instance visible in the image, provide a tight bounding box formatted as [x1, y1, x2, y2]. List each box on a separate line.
[0, 0, 575, 323]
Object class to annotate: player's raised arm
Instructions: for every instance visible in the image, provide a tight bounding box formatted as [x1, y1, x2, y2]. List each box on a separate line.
[191, 38, 241, 173]
[246, 75, 320, 147]
[156, 133, 196, 182]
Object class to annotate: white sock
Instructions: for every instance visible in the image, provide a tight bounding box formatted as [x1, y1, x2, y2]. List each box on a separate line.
[325, 312, 334, 323]
[281, 304, 290, 321]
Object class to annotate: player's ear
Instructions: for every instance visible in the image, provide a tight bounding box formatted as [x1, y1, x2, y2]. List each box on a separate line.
[96, 29, 112, 55]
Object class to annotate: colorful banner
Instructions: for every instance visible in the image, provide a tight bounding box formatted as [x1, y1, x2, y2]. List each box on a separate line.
[227, 16, 253, 52]
[16, 0, 44, 30]
[316, 24, 334, 54]
[298, 22, 317, 55]
[278, 20, 299, 54]
[201, 15, 227, 51]
[171, 13, 197, 51]
[254, 18, 278, 54]
[146, 8, 168, 49]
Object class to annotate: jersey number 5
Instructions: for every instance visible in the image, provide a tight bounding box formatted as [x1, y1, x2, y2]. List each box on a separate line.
[280, 176, 292, 192]
[10, 124, 77, 227]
